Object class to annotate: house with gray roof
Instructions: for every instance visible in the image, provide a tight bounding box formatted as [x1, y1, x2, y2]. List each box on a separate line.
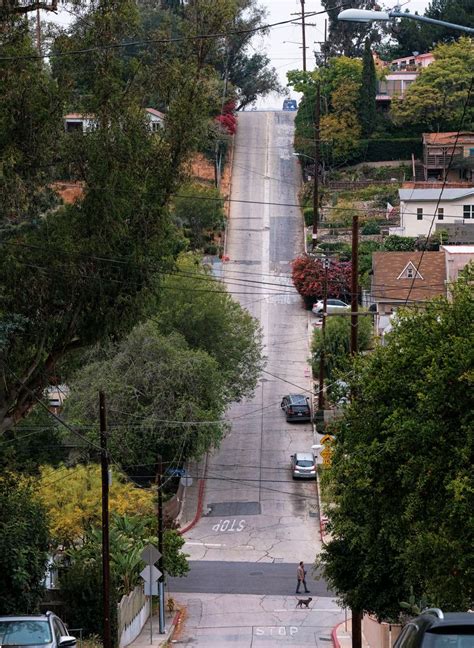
[395, 183, 474, 238]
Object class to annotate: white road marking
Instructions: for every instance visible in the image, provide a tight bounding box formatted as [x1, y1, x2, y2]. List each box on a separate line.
[273, 609, 341, 613]
[184, 542, 226, 547]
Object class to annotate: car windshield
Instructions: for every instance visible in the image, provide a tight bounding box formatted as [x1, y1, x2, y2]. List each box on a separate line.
[296, 460, 313, 467]
[0, 621, 52, 645]
[422, 633, 474, 647]
[290, 396, 307, 405]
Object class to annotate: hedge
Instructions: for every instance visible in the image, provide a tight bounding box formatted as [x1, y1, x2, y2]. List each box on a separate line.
[309, 137, 422, 166]
[360, 137, 422, 162]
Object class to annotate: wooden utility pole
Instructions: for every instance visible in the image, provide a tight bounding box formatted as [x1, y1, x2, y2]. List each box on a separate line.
[350, 215, 359, 355]
[300, 0, 307, 72]
[312, 81, 321, 250]
[352, 609, 363, 648]
[324, 19, 327, 66]
[157, 455, 165, 634]
[317, 258, 330, 410]
[35, 7, 41, 54]
[100, 392, 111, 648]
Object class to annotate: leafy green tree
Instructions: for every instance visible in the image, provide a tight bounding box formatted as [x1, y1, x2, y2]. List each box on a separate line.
[311, 314, 373, 383]
[289, 58, 363, 164]
[0, 409, 68, 475]
[386, 0, 474, 58]
[359, 39, 377, 137]
[320, 0, 380, 58]
[230, 52, 281, 110]
[154, 254, 264, 404]
[172, 183, 225, 250]
[0, 473, 50, 614]
[391, 38, 474, 132]
[0, 19, 63, 228]
[318, 273, 474, 619]
[65, 323, 227, 468]
[208, 0, 281, 110]
[0, 0, 231, 436]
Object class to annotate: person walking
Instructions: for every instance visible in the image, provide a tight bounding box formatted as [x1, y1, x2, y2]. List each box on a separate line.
[296, 561, 310, 594]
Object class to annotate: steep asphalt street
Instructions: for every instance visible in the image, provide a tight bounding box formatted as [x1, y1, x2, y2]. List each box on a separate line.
[170, 111, 344, 646]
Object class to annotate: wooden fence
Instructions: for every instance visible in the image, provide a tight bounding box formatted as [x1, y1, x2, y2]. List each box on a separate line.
[117, 584, 150, 647]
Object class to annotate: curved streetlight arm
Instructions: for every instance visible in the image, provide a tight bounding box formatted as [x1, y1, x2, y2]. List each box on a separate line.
[337, 8, 474, 34]
[389, 9, 474, 33]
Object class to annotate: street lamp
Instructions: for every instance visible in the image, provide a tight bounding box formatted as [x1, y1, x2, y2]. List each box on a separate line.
[337, 6, 474, 34]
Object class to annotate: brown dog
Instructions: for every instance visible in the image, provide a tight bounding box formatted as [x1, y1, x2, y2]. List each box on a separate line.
[296, 597, 312, 608]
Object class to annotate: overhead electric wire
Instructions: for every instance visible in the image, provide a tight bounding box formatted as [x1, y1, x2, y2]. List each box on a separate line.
[0, 6, 350, 62]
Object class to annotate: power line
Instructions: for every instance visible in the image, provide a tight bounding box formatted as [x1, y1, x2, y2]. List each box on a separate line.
[0, 7, 349, 62]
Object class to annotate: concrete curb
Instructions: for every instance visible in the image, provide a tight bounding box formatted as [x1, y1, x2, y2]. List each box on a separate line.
[178, 454, 209, 535]
[166, 609, 183, 645]
[223, 133, 235, 257]
[332, 619, 344, 647]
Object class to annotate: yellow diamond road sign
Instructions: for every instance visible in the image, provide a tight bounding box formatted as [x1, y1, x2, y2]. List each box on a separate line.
[320, 434, 335, 445]
[320, 446, 332, 465]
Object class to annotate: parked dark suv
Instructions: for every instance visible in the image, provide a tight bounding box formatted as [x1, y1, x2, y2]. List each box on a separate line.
[281, 394, 311, 422]
[394, 608, 474, 647]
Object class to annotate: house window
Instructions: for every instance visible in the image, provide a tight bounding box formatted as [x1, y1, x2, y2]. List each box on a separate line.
[397, 262, 423, 281]
[437, 208, 444, 220]
[65, 121, 83, 133]
[417, 208, 423, 220]
[463, 205, 474, 219]
[469, 148, 474, 157]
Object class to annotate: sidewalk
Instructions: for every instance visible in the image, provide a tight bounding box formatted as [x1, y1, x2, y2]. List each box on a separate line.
[332, 618, 370, 647]
[126, 458, 206, 648]
[126, 608, 183, 648]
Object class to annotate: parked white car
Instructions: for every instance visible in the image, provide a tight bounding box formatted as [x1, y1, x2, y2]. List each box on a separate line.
[312, 298, 350, 316]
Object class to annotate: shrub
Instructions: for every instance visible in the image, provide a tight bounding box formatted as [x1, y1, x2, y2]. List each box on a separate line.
[311, 313, 373, 382]
[317, 242, 351, 255]
[383, 235, 416, 251]
[361, 221, 381, 235]
[0, 474, 49, 614]
[303, 206, 313, 226]
[292, 255, 352, 300]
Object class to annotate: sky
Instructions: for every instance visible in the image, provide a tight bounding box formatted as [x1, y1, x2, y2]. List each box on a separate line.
[255, 0, 433, 109]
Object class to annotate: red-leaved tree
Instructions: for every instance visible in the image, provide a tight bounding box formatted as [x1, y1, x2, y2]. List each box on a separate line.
[215, 100, 237, 135]
[291, 255, 352, 303]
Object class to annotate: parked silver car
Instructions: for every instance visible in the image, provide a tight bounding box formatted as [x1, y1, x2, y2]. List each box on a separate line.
[0, 612, 76, 648]
[312, 298, 350, 316]
[291, 452, 316, 479]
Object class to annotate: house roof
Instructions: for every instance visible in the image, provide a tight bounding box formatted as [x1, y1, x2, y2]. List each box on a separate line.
[372, 251, 446, 304]
[64, 113, 92, 120]
[423, 131, 474, 146]
[399, 187, 474, 202]
[145, 108, 165, 119]
[441, 245, 474, 254]
[391, 52, 433, 64]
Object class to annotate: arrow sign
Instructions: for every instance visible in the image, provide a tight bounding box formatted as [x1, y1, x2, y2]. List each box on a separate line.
[140, 565, 162, 583]
[140, 543, 161, 565]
